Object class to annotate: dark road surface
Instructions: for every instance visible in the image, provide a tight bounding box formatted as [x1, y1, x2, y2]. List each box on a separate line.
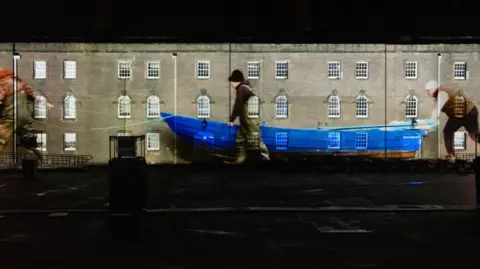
[0, 168, 475, 211]
[0, 168, 477, 268]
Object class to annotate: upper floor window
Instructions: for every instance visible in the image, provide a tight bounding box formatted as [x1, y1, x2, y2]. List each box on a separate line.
[34, 96, 47, 119]
[275, 61, 288, 79]
[64, 60, 76, 79]
[147, 96, 161, 118]
[355, 61, 368, 79]
[146, 61, 160, 79]
[118, 60, 132, 79]
[64, 95, 76, 119]
[247, 61, 260, 79]
[118, 95, 131, 118]
[197, 95, 211, 118]
[275, 95, 288, 118]
[247, 96, 260, 118]
[404, 61, 417, 79]
[327, 95, 341, 118]
[34, 61, 47, 79]
[404, 95, 418, 118]
[355, 95, 368, 118]
[453, 62, 467, 80]
[328, 61, 341, 79]
[196, 61, 210, 79]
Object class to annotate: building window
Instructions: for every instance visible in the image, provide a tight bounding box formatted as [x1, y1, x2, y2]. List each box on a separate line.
[404, 61, 417, 79]
[34, 96, 47, 119]
[275, 61, 288, 79]
[196, 61, 210, 79]
[328, 95, 341, 118]
[146, 61, 160, 79]
[355, 133, 368, 149]
[63, 95, 76, 119]
[275, 95, 288, 118]
[118, 95, 131, 118]
[146, 133, 160, 151]
[34, 61, 47, 79]
[454, 62, 467, 80]
[247, 61, 260, 79]
[355, 62, 368, 79]
[275, 132, 288, 150]
[64, 133, 76, 151]
[64, 60, 76, 79]
[405, 95, 418, 118]
[328, 132, 340, 149]
[147, 96, 161, 118]
[36, 133, 47, 152]
[328, 61, 341, 79]
[118, 60, 132, 79]
[197, 95, 211, 118]
[355, 96, 368, 118]
[454, 94, 466, 118]
[454, 131, 467, 150]
[246, 133, 260, 150]
[247, 96, 260, 118]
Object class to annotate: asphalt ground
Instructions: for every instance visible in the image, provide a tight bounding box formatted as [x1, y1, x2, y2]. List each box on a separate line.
[0, 166, 477, 268]
[0, 166, 475, 211]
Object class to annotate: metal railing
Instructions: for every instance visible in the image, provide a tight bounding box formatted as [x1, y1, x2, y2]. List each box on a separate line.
[0, 153, 93, 170]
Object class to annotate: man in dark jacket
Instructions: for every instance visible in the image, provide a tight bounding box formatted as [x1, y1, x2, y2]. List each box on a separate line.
[425, 80, 480, 162]
[228, 70, 270, 163]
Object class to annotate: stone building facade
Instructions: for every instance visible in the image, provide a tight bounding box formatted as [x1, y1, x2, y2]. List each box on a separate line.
[0, 43, 479, 164]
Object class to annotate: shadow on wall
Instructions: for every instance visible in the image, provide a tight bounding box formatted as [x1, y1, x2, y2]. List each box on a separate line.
[157, 130, 220, 164]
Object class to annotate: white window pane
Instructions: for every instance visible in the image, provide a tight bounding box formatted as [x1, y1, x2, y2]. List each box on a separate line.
[196, 61, 210, 79]
[147, 61, 160, 79]
[64, 61, 76, 79]
[64, 133, 76, 151]
[147, 133, 160, 150]
[34, 61, 47, 79]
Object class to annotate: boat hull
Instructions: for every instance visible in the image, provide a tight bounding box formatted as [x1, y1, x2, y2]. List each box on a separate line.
[160, 112, 433, 159]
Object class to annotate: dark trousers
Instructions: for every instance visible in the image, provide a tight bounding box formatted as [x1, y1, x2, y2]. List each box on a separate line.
[444, 107, 480, 155]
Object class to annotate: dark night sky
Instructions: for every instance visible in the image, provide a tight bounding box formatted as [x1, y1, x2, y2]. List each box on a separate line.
[4, 0, 479, 42]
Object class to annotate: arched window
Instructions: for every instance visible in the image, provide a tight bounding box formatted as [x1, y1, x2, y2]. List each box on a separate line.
[146, 96, 161, 118]
[327, 95, 341, 118]
[63, 95, 76, 119]
[34, 96, 47, 119]
[355, 96, 368, 118]
[404, 95, 418, 118]
[275, 95, 288, 118]
[247, 96, 260, 118]
[118, 95, 131, 118]
[197, 95, 211, 118]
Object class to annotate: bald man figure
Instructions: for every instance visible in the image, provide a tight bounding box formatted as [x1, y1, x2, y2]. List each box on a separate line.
[425, 80, 480, 162]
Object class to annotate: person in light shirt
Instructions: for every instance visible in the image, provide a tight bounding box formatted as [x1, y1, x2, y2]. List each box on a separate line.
[425, 80, 480, 162]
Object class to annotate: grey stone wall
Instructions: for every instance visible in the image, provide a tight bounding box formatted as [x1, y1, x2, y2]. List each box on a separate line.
[0, 43, 479, 163]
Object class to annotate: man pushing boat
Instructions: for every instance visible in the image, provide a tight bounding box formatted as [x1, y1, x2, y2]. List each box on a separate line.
[425, 80, 480, 162]
[228, 70, 270, 163]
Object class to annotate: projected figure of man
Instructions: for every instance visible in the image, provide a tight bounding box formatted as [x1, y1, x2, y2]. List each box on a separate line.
[425, 80, 480, 162]
[228, 69, 270, 163]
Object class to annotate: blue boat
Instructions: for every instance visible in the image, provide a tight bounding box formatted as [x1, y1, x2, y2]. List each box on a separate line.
[160, 112, 437, 159]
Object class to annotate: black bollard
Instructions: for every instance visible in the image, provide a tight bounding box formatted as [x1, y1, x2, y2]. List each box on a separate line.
[108, 157, 148, 238]
[22, 159, 37, 180]
[475, 157, 480, 210]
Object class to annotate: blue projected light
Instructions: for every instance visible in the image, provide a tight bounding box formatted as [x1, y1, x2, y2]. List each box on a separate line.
[275, 132, 288, 150]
